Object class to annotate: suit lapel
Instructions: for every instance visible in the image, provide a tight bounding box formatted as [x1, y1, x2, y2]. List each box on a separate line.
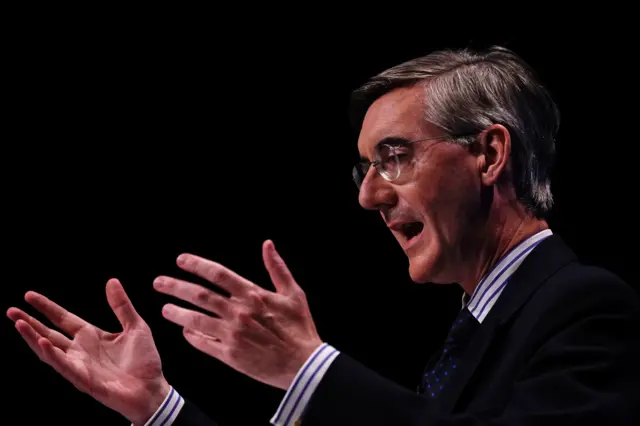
[434, 235, 578, 414]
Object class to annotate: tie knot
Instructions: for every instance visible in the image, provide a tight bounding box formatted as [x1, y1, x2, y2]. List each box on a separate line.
[444, 307, 478, 348]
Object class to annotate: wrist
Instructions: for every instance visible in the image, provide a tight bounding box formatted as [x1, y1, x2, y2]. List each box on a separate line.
[280, 340, 325, 390]
[129, 378, 172, 426]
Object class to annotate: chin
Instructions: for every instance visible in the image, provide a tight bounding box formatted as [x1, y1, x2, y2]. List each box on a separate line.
[407, 253, 437, 283]
[407, 244, 450, 284]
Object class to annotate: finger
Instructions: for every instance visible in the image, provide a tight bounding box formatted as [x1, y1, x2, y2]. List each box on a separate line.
[106, 278, 141, 329]
[8, 307, 72, 351]
[262, 240, 298, 295]
[24, 291, 92, 336]
[176, 253, 254, 296]
[14, 319, 47, 361]
[161, 303, 228, 341]
[182, 328, 226, 361]
[39, 338, 88, 392]
[154, 276, 234, 319]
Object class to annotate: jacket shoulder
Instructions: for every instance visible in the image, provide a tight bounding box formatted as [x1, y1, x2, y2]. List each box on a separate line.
[534, 261, 639, 313]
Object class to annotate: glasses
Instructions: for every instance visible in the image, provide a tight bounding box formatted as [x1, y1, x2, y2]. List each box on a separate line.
[352, 134, 475, 190]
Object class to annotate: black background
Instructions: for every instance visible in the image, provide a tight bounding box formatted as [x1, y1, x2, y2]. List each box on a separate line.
[3, 10, 638, 426]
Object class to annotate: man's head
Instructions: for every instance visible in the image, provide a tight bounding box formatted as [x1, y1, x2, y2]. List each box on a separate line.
[351, 46, 560, 285]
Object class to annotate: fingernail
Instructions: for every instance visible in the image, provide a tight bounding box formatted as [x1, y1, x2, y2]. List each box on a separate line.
[177, 254, 187, 266]
[153, 277, 164, 288]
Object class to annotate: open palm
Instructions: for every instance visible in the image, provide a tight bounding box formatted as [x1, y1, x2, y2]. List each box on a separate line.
[7, 278, 170, 425]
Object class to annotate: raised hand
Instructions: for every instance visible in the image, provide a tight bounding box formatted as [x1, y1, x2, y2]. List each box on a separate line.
[6, 279, 171, 425]
[153, 240, 324, 390]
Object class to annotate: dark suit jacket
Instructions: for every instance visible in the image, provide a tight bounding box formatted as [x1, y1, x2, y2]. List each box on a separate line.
[174, 235, 640, 425]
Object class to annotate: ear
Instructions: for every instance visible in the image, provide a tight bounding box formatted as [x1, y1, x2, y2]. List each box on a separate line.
[477, 124, 511, 186]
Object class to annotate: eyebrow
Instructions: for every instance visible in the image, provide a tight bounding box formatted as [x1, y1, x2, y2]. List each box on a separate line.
[359, 136, 412, 161]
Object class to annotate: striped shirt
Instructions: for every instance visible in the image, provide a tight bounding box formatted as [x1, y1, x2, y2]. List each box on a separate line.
[134, 386, 184, 426]
[463, 228, 553, 322]
[144, 229, 553, 426]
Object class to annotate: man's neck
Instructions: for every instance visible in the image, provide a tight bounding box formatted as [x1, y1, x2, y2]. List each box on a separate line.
[459, 212, 549, 296]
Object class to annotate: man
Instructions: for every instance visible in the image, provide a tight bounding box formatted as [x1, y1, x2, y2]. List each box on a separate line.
[7, 45, 640, 425]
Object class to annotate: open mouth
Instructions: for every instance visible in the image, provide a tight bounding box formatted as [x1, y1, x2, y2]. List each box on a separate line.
[399, 221, 424, 243]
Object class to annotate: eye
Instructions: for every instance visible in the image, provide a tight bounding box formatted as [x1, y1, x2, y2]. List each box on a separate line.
[385, 145, 410, 161]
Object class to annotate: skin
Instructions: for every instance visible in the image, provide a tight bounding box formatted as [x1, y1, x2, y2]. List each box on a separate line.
[7, 241, 323, 424]
[6, 82, 548, 424]
[357, 83, 548, 295]
[6, 280, 172, 425]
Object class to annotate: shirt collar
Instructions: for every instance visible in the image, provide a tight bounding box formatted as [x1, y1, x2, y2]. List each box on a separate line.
[462, 229, 553, 323]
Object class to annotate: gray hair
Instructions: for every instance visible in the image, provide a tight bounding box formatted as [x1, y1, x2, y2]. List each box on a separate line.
[349, 45, 560, 218]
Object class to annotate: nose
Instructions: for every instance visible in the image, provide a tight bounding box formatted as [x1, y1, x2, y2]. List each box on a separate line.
[358, 166, 397, 211]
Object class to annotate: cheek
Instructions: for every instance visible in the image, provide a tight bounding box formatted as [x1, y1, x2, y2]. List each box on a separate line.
[413, 156, 480, 241]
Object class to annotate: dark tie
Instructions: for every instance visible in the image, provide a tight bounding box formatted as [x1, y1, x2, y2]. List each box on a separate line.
[418, 306, 479, 397]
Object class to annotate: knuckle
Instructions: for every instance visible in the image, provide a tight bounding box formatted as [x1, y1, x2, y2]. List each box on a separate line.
[189, 314, 203, 329]
[292, 288, 308, 304]
[210, 266, 228, 283]
[194, 288, 210, 305]
[138, 320, 152, 333]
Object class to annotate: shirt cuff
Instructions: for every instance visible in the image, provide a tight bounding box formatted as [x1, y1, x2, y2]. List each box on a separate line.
[270, 343, 340, 426]
[132, 386, 185, 426]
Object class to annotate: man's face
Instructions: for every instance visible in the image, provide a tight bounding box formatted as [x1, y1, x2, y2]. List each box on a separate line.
[357, 85, 484, 284]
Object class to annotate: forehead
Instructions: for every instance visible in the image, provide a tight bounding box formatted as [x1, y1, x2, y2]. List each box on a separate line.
[357, 84, 428, 158]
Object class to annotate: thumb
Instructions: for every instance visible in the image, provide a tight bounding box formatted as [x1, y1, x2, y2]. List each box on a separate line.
[106, 278, 141, 329]
[262, 240, 298, 294]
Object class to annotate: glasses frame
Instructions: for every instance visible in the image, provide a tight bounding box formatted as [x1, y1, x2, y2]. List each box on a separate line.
[352, 133, 477, 189]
